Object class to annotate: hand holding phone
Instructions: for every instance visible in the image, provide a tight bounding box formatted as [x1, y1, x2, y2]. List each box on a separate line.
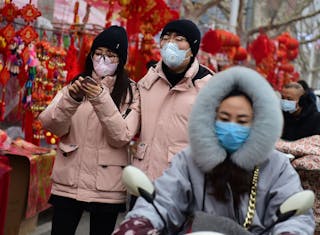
[81, 76, 98, 86]
[80, 76, 103, 99]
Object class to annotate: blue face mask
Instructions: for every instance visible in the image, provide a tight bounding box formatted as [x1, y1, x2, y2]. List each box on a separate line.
[160, 42, 190, 68]
[215, 121, 251, 153]
[280, 99, 297, 113]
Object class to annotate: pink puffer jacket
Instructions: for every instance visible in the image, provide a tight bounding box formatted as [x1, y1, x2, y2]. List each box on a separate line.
[132, 59, 213, 180]
[39, 76, 140, 204]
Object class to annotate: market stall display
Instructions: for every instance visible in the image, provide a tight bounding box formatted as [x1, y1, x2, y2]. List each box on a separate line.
[276, 135, 320, 233]
[1, 137, 55, 235]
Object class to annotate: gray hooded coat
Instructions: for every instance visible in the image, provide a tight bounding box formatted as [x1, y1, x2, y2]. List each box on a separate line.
[126, 66, 315, 235]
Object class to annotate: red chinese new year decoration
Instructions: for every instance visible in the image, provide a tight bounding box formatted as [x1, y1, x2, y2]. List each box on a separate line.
[105, 0, 115, 28]
[0, 69, 10, 86]
[233, 47, 248, 61]
[118, 0, 178, 81]
[18, 25, 38, 44]
[248, 33, 275, 64]
[248, 32, 300, 90]
[1, 24, 15, 43]
[20, 2, 41, 23]
[64, 37, 80, 83]
[120, 0, 178, 37]
[1, 1, 20, 22]
[275, 32, 299, 61]
[201, 29, 240, 55]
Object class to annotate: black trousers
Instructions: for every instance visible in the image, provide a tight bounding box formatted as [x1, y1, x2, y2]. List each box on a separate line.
[50, 195, 125, 235]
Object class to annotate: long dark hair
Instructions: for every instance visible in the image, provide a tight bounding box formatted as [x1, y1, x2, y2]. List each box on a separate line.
[73, 50, 133, 109]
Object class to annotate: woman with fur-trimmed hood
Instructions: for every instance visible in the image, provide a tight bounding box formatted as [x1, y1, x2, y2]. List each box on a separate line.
[113, 67, 315, 235]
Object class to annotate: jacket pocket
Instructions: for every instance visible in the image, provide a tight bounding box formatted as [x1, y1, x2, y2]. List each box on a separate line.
[51, 142, 79, 187]
[96, 148, 128, 192]
[58, 142, 79, 157]
[134, 142, 148, 160]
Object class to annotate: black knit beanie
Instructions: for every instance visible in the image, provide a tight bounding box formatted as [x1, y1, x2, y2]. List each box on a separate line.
[160, 19, 201, 57]
[91, 25, 128, 64]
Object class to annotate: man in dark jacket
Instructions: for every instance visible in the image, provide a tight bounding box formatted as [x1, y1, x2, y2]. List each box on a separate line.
[281, 82, 320, 141]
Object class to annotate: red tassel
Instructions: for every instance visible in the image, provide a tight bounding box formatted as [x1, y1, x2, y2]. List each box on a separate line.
[105, 1, 115, 28]
[65, 36, 80, 82]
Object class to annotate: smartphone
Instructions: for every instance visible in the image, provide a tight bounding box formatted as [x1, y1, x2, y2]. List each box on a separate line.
[82, 76, 98, 86]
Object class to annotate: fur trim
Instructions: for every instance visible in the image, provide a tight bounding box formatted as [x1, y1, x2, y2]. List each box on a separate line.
[188, 66, 283, 172]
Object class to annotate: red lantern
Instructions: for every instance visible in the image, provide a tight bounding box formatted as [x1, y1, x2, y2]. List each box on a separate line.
[201, 29, 222, 55]
[201, 29, 240, 55]
[233, 47, 248, 61]
[279, 63, 294, 73]
[276, 49, 287, 61]
[218, 30, 240, 47]
[277, 34, 288, 46]
[249, 33, 275, 64]
[287, 49, 299, 60]
[286, 38, 299, 50]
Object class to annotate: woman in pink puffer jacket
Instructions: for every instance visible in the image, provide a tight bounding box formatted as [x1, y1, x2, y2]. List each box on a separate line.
[39, 26, 140, 235]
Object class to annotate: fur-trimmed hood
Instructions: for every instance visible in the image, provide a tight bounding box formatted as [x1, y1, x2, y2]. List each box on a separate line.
[188, 66, 283, 172]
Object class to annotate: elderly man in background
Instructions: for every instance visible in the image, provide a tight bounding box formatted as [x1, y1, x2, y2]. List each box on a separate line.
[280, 82, 320, 141]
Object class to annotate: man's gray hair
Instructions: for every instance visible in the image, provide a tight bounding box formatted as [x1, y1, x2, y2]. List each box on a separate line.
[283, 82, 305, 95]
[283, 82, 304, 90]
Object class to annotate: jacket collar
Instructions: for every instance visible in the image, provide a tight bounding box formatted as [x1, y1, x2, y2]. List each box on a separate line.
[140, 59, 201, 90]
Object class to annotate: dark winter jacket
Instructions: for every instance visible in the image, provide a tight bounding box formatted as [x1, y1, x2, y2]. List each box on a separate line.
[281, 101, 320, 141]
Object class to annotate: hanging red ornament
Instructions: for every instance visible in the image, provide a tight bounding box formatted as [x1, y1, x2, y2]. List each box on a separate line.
[276, 49, 287, 62]
[286, 38, 299, 50]
[279, 63, 294, 73]
[0, 68, 10, 86]
[78, 34, 94, 69]
[20, 2, 41, 24]
[65, 36, 80, 83]
[287, 48, 299, 60]
[201, 29, 240, 56]
[18, 25, 39, 44]
[1, 1, 20, 22]
[202, 30, 220, 55]
[44, 82, 54, 92]
[1, 24, 15, 43]
[233, 47, 248, 61]
[249, 33, 275, 64]
[105, 0, 115, 28]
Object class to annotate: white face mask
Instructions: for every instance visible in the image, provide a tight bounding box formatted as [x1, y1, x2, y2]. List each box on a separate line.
[92, 55, 118, 78]
[280, 99, 297, 113]
[160, 42, 190, 68]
